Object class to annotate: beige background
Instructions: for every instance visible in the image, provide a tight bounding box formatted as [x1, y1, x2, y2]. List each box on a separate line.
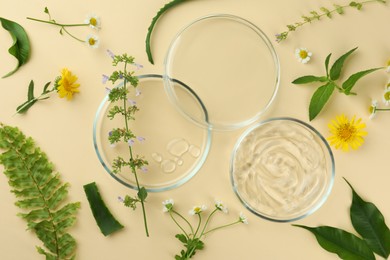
[1, 0, 390, 259]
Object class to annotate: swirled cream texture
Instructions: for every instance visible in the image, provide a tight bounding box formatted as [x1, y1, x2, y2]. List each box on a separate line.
[232, 120, 332, 220]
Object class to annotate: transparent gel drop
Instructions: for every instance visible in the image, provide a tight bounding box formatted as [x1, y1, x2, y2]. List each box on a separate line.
[161, 160, 176, 173]
[151, 152, 163, 163]
[167, 138, 189, 157]
[189, 145, 201, 158]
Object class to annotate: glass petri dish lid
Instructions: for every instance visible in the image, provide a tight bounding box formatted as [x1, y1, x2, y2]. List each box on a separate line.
[230, 118, 335, 222]
[164, 14, 280, 131]
[93, 74, 211, 192]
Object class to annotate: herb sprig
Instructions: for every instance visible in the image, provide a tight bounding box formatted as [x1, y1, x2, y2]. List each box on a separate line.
[292, 47, 382, 120]
[106, 53, 149, 237]
[276, 0, 387, 42]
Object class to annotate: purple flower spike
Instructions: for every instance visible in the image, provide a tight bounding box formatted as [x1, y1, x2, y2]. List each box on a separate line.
[105, 87, 112, 95]
[108, 131, 113, 137]
[127, 139, 135, 147]
[102, 74, 109, 84]
[135, 88, 141, 96]
[141, 166, 148, 173]
[118, 196, 124, 203]
[107, 49, 115, 59]
[128, 99, 137, 106]
[137, 136, 145, 142]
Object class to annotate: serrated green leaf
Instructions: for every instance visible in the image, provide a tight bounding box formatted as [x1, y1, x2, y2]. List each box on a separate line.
[292, 75, 328, 84]
[0, 125, 79, 259]
[330, 47, 358, 80]
[294, 225, 375, 260]
[53, 203, 81, 224]
[176, 234, 188, 243]
[146, 0, 188, 64]
[309, 82, 335, 121]
[0, 17, 30, 78]
[325, 53, 332, 77]
[57, 233, 76, 258]
[345, 179, 390, 258]
[83, 182, 124, 236]
[342, 68, 382, 95]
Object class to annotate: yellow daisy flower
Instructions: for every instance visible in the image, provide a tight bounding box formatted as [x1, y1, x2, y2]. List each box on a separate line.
[57, 68, 80, 100]
[327, 114, 367, 152]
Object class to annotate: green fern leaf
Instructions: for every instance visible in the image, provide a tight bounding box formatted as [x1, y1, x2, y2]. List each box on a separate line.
[0, 123, 80, 259]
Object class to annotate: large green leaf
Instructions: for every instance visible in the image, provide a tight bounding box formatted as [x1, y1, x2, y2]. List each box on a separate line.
[83, 182, 124, 236]
[0, 124, 80, 259]
[329, 47, 358, 81]
[292, 75, 328, 84]
[145, 0, 188, 64]
[309, 82, 335, 121]
[342, 68, 382, 95]
[346, 179, 390, 258]
[0, 17, 30, 78]
[294, 225, 375, 260]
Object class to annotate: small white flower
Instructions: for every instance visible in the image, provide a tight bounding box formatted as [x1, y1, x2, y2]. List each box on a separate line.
[135, 88, 142, 96]
[85, 14, 101, 30]
[214, 200, 228, 214]
[369, 99, 378, 120]
[295, 48, 312, 64]
[86, 34, 99, 49]
[189, 205, 207, 215]
[383, 87, 390, 106]
[239, 212, 248, 224]
[162, 199, 174, 212]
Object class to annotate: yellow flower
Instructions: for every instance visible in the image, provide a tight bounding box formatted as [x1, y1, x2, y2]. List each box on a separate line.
[327, 114, 367, 152]
[57, 68, 80, 100]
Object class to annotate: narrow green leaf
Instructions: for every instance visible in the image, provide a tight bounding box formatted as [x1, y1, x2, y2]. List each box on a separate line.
[42, 81, 52, 94]
[342, 68, 382, 95]
[18, 208, 50, 222]
[309, 82, 335, 121]
[294, 225, 375, 260]
[330, 47, 358, 80]
[325, 53, 332, 77]
[83, 182, 124, 236]
[345, 179, 390, 258]
[27, 80, 35, 100]
[53, 202, 81, 224]
[16, 99, 37, 114]
[137, 186, 148, 201]
[146, 0, 188, 64]
[47, 184, 69, 210]
[292, 75, 328, 84]
[0, 17, 30, 78]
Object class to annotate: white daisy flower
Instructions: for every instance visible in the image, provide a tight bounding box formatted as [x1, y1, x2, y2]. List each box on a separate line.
[214, 200, 228, 214]
[369, 99, 378, 120]
[162, 199, 174, 212]
[189, 205, 207, 215]
[86, 34, 99, 48]
[295, 48, 312, 64]
[383, 87, 390, 106]
[239, 212, 248, 224]
[85, 14, 101, 30]
[386, 60, 390, 73]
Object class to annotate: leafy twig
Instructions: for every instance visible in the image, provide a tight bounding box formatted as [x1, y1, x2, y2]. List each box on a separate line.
[276, 0, 387, 42]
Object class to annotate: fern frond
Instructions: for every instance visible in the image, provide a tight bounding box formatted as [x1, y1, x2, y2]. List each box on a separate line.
[0, 124, 80, 260]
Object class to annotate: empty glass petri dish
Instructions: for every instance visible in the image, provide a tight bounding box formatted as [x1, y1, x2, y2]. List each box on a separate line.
[164, 14, 280, 131]
[230, 118, 335, 222]
[93, 74, 211, 192]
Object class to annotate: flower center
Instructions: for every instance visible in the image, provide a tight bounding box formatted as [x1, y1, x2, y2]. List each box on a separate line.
[338, 124, 356, 141]
[384, 91, 390, 101]
[89, 38, 96, 46]
[89, 17, 97, 26]
[299, 50, 308, 59]
[369, 105, 376, 114]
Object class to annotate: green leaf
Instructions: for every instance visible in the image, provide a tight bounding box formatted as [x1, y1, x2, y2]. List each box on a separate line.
[325, 53, 332, 77]
[42, 81, 52, 94]
[0, 17, 30, 78]
[146, 0, 188, 64]
[27, 80, 35, 100]
[309, 82, 335, 121]
[137, 186, 148, 201]
[345, 179, 390, 258]
[175, 234, 188, 243]
[330, 47, 358, 80]
[292, 75, 328, 84]
[0, 125, 79, 259]
[342, 68, 382, 95]
[294, 225, 375, 260]
[83, 182, 124, 236]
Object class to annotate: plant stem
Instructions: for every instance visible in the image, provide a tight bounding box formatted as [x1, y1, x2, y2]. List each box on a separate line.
[193, 214, 202, 238]
[62, 27, 85, 42]
[27, 17, 88, 27]
[199, 209, 218, 236]
[169, 211, 190, 239]
[173, 209, 194, 234]
[123, 62, 149, 237]
[203, 220, 241, 236]
[376, 108, 390, 111]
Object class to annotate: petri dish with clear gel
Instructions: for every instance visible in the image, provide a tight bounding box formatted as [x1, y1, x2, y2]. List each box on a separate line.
[164, 14, 280, 131]
[230, 118, 335, 222]
[93, 74, 211, 192]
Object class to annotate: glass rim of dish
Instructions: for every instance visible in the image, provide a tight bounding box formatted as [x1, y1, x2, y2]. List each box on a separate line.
[230, 117, 335, 222]
[163, 13, 280, 131]
[93, 74, 212, 192]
